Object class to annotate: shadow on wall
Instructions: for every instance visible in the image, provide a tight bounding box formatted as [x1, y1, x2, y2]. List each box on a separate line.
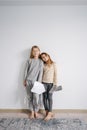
[17, 48, 31, 109]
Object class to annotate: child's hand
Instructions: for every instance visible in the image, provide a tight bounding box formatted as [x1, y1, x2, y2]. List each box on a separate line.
[49, 85, 57, 93]
[24, 80, 27, 87]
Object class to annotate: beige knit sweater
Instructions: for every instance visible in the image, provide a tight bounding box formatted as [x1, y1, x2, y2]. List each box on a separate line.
[42, 62, 58, 86]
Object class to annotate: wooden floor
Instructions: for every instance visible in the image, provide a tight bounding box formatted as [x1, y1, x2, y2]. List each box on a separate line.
[0, 112, 87, 123]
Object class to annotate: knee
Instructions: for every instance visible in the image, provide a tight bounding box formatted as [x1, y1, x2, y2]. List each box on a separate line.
[48, 93, 52, 100]
[33, 93, 39, 102]
[43, 93, 47, 99]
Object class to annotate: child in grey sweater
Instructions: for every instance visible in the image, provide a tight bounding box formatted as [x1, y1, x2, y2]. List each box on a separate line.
[24, 46, 43, 119]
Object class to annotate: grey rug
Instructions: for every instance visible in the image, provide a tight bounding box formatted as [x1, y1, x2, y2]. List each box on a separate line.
[0, 118, 87, 130]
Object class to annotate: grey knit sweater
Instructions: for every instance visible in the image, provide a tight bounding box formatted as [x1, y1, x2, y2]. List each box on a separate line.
[24, 58, 43, 84]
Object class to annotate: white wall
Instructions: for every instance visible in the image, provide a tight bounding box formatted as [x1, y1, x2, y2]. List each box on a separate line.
[0, 5, 87, 109]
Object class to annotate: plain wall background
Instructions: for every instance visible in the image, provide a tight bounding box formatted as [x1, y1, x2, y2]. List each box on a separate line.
[0, 5, 87, 109]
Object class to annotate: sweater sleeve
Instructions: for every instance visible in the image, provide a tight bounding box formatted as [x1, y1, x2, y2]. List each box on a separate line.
[37, 60, 44, 82]
[23, 60, 29, 81]
[53, 63, 58, 86]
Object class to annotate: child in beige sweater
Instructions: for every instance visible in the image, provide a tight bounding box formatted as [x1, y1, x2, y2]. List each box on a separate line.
[40, 52, 58, 121]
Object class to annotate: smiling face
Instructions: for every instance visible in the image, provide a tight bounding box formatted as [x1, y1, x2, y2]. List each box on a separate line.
[41, 54, 49, 62]
[40, 52, 53, 66]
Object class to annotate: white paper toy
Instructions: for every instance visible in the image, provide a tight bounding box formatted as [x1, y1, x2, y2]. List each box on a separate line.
[31, 81, 45, 94]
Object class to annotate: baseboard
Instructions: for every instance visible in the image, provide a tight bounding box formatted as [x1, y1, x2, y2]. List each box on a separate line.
[0, 109, 87, 113]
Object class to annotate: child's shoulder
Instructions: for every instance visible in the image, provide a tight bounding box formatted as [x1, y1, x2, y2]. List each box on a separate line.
[26, 58, 32, 64]
[52, 62, 57, 67]
[39, 59, 44, 65]
[39, 58, 43, 62]
[52, 62, 56, 65]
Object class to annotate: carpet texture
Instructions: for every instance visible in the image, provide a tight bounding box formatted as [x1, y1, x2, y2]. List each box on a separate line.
[0, 118, 87, 130]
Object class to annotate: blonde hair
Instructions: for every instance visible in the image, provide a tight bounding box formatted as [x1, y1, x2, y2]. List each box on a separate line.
[30, 45, 40, 58]
[40, 52, 54, 66]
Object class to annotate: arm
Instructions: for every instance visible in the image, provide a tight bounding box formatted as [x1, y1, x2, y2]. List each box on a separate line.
[53, 63, 58, 86]
[23, 60, 29, 86]
[37, 61, 44, 82]
[49, 63, 58, 93]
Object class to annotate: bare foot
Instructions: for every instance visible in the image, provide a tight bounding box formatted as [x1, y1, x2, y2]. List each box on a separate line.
[46, 110, 48, 116]
[29, 111, 34, 119]
[44, 112, 54, 121]
[34, 112, 40, 119]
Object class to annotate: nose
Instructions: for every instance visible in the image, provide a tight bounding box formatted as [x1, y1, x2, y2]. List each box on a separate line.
[44, 58, 46, 61]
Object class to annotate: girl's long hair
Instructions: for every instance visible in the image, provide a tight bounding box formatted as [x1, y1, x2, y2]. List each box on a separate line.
[30, 45, 40, 58]
[40, 52, 54, 66]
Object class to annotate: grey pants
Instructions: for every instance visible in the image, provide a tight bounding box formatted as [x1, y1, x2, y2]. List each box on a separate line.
[26, 80, 42, 112]
[42, 82, 53, 112]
